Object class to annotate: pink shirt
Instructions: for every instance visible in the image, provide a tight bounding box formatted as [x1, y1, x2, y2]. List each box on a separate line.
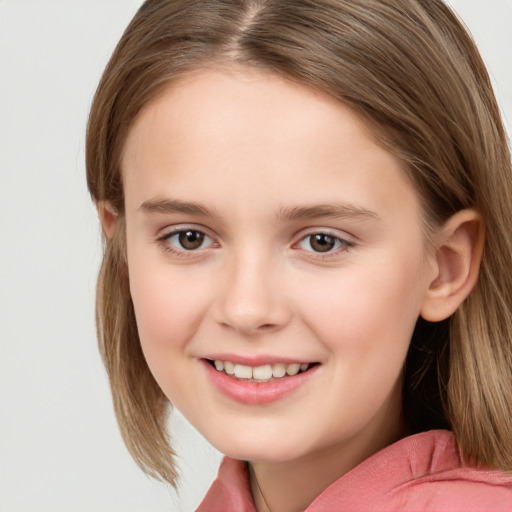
[197, 430, 512, 511]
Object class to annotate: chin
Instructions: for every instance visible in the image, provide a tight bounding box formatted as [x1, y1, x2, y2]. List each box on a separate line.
[204, 427, 311, 463]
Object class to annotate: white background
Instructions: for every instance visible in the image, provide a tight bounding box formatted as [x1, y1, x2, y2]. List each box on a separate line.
[0, 1, 510, 511]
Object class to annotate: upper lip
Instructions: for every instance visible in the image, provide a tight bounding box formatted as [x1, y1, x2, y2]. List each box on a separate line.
[203, 353, 316, 367]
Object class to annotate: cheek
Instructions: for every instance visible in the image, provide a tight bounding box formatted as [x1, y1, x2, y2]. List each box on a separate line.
[126, 260, 215, 411]
[126, 249, 211, 358]
[295, 251, 428, 358]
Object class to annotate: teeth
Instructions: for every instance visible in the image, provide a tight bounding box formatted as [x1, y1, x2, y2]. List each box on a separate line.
[234, 364, 252, 379]
[253, 365, 273, 380]
[286, 363, 300, 376]
[212, 360, 311, 381]
[272, 363, 286, 378]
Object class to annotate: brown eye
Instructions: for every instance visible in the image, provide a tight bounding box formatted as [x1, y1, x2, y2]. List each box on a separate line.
[297, 232, 351, 254]
[160, 228, 215, 255]
[178, 230, 205, 250]
[309, 233, 336, 252]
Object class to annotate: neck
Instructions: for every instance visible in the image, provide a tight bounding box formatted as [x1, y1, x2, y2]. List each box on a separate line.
[249, 448, 355, 512]
[248, 398, 403, 512]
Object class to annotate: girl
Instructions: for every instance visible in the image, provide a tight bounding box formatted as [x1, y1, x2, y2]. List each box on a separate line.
[86, 0, 512, 510]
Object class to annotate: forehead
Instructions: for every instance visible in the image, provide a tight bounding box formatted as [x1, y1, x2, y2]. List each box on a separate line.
[121, 67, 419, 224]
[123, 66, 381, 164]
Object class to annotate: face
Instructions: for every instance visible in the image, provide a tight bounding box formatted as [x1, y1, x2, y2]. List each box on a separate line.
[121, 68, 436, 466]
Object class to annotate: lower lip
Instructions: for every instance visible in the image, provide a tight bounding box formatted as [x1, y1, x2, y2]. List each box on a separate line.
[201, 360, 319, 405]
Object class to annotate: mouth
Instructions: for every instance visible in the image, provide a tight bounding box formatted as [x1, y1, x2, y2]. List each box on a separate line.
[206, 359, 318, 383]
[202, 357, 321, 405]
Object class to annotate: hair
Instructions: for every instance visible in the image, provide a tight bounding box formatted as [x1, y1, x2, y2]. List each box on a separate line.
[86, 0, 512, 485]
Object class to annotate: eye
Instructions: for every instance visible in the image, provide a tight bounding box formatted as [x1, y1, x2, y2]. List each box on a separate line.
[163, 229, 214, 251]
[297, 233, 351, 253]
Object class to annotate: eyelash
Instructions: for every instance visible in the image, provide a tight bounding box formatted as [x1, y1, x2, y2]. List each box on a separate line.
[157, 228, 216, 258]
[156, 228, 355, 259]
[295, 232, 354, 259]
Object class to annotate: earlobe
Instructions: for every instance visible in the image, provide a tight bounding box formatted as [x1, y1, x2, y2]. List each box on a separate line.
[420, 209, 484, 322]
[97, 200, 118, 239]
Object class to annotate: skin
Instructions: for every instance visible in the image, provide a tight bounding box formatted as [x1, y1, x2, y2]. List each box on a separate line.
[112, 67, 481, 511]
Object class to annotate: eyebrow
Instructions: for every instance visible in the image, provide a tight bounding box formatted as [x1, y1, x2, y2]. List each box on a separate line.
[139, 198, 379, 222]
[278, 203, 379, 222]
[139, 198, 219, 218]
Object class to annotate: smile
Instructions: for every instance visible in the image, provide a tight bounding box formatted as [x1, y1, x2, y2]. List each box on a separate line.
[211, 360, 312, 382]
[202, 358, 319, 404]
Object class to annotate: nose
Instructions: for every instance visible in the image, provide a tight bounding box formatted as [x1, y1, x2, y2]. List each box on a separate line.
[215, 250, 292, 336]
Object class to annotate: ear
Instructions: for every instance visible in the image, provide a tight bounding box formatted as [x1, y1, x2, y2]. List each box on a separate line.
[420, 209, 484, 322]
[96, 200, 118, 240]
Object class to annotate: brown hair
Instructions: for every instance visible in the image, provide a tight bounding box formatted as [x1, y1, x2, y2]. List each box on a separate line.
[86, 0, 512, 484]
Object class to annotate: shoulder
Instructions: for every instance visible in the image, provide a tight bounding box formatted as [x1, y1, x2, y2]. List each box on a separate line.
[387, 429, 512, 511]
[309, 430, 512, 511]
[198, 431, 512, 512]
